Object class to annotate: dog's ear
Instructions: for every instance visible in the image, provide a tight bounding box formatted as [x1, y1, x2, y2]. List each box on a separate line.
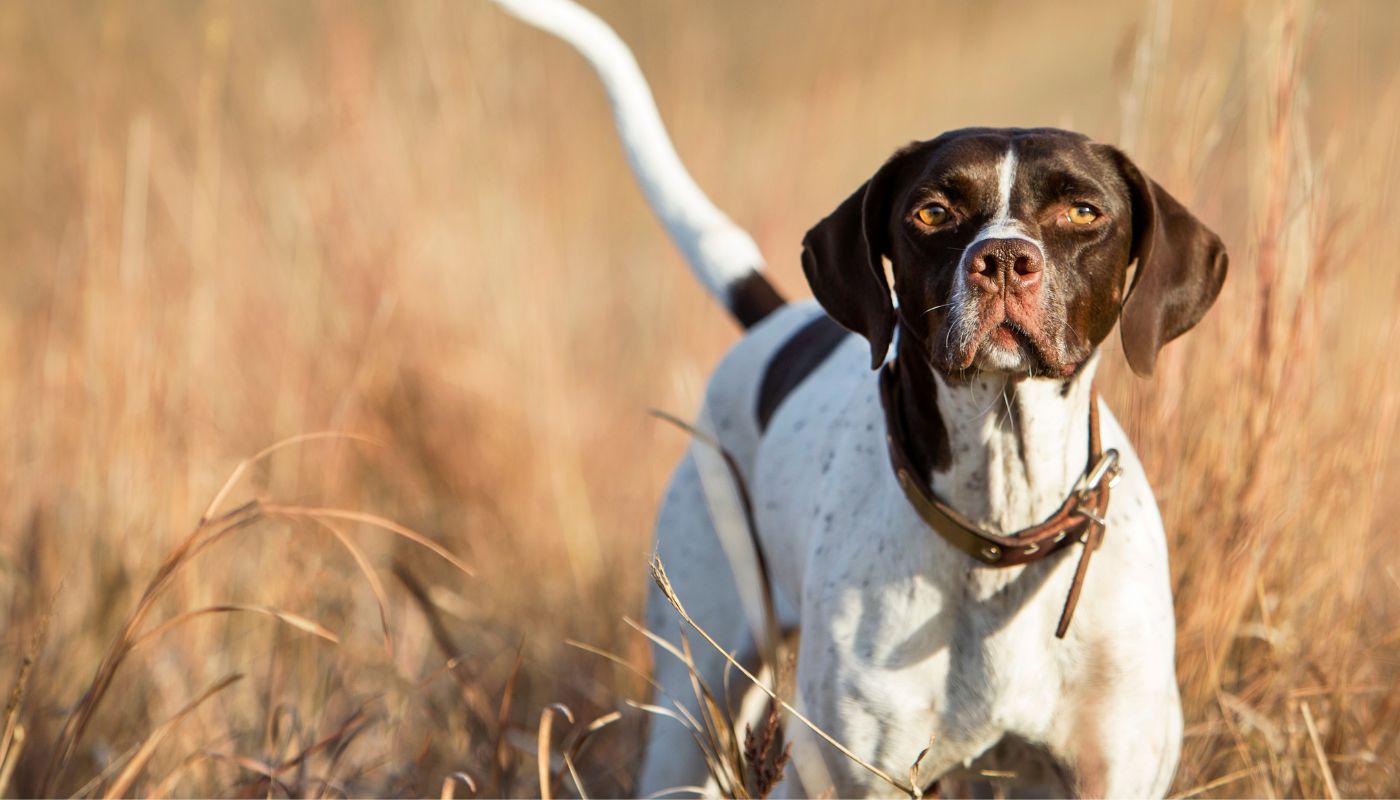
[1112, 150, 1229, 377]
[802, 145, 924, 369]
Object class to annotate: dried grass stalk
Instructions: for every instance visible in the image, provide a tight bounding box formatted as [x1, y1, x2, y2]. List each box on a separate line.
[102, 673, 243, 799]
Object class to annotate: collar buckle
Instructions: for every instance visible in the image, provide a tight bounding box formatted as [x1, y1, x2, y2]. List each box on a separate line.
[1075, 448, 1122, 501]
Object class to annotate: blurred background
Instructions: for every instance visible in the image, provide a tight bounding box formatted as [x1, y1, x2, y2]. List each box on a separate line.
[1, 0, 1398, 796]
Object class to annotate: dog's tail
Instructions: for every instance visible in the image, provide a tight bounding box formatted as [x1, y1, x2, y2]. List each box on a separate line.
[491, 0, 785, 329]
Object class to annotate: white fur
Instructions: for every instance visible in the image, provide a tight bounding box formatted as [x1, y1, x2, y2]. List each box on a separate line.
[995, 148, 1018, 221]
[490, 0, 765, 297]
[641, 303, 1183, 797]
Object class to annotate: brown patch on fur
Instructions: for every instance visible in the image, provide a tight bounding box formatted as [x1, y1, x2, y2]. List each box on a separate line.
[728, 271, 786, 328]
[755, 313, 849, 430]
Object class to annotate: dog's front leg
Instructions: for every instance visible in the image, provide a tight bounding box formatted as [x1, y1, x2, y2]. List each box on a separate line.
[1048, 644, 1184, 798]
[785, 563, 984, 798]
[787, 625, 924, 799]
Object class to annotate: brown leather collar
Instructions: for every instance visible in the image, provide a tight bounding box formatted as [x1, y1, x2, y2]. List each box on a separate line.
[878, 362, 1120, 638]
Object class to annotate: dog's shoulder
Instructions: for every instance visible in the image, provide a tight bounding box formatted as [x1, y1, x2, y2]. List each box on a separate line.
[754, 312, 852, 430]
[697, 301, 852, 461]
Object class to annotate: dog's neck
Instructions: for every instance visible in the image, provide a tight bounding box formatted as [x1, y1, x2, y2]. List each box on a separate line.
[891, 335, 1099, 534]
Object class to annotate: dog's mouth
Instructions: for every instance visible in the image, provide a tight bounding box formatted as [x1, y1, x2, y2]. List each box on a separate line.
[970, 320, 1047, 374]
[928, 311, 1077, 378]
[987, 322, 1022, 351]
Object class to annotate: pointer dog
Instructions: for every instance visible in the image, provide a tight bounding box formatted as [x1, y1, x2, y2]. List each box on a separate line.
[494, 2, 1226, 796]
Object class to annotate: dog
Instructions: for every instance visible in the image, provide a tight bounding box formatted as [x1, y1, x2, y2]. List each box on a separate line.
[493, 1, 1227, 796]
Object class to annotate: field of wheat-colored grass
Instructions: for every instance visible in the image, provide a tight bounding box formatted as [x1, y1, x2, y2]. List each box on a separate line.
[1, 0, 1398, 797]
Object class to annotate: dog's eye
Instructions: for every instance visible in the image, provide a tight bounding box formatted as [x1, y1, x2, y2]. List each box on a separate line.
[1067, 205, 1099, 225]
[915, 204, 949, 226]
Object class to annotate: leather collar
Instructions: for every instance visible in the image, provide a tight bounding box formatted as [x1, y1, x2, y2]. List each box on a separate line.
[878, 361, 1119, 637]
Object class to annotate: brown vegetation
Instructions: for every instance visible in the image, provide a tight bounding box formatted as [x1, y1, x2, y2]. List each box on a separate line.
[1, 1, 1396, 796]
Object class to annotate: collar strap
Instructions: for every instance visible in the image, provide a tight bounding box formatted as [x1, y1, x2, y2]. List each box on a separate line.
[878, 364, 1119, 637]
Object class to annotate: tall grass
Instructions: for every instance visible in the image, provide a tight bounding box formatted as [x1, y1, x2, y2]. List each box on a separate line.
[0, 0, 1396, 796]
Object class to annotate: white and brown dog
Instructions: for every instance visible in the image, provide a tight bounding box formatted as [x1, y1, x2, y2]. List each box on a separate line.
[494, 1, 1227, 796]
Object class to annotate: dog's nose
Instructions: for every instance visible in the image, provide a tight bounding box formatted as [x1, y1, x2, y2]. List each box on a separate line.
[965, 237, 1044, 293]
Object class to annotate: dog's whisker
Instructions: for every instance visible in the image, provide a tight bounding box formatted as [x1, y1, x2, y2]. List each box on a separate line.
[1002, 387, 1017, 437]
[969, 380, 1009, 423]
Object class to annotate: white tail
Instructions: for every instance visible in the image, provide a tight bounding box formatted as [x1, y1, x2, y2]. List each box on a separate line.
[491, 0, 783, 326]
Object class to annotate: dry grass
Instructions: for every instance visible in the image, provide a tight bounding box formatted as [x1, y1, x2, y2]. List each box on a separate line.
[0, 0, 1397, 796]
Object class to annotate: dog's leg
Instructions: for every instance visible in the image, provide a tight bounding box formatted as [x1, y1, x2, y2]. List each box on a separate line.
[637, 451, 762, 797]
[1045, 648, 1183, 799]
[1064, 686, 1183, 798]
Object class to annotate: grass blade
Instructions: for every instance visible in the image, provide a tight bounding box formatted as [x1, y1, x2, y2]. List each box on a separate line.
[537, 703, 573, 800]
[201, 432, 382, 524]
[1301, 701, 1342, 799]
[262, 505, 474, 577]
[132, 604, 339, 649]
[102, 673, 244, 799]
[313, 518, 395, 655]
[0, 609, 50, 794]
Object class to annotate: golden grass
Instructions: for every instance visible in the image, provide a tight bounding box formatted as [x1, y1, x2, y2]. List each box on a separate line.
[1, 0, 1397, 796]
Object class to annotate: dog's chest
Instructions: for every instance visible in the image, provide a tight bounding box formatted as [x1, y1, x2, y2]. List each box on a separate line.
[753, 371, 1074, 696]
[748, 356, 1144, 769]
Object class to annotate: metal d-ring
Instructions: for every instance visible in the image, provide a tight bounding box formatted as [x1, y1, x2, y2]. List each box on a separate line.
[1076, 448, 1121, 500]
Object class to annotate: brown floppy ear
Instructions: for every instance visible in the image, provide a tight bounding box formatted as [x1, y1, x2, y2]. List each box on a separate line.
[801, 146, 922, 369]
[1113, 150, 1229, 377]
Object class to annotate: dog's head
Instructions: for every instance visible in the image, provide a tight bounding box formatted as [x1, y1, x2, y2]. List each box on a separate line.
[802, 127, 1227, 378]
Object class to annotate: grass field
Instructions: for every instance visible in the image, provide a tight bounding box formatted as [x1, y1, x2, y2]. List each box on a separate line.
[2, 0, 1398, 796]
